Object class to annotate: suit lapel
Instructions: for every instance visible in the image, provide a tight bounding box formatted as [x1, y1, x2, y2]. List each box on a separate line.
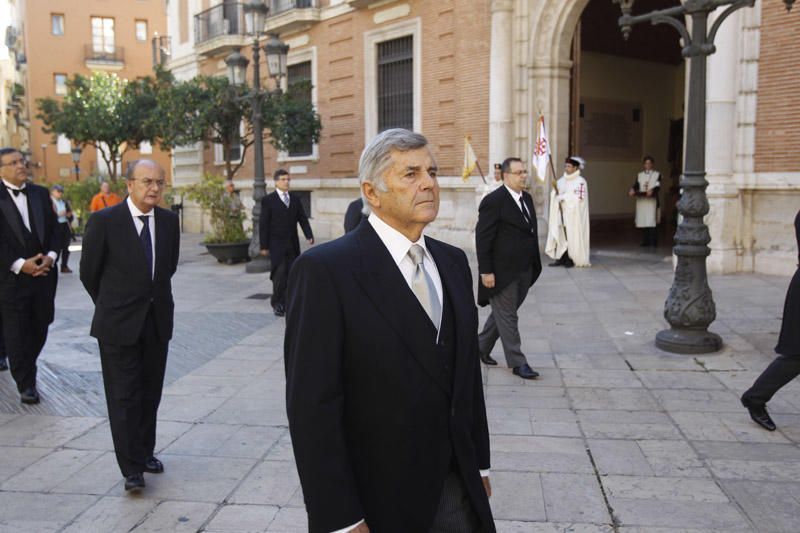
[153, 207, 170, 279]
[110, 202, 150, 281]
[0, 187, 25, 246]
[502, 188, 530, 230]
[27, 187, 46, 245]
[354, 223, 451, 396]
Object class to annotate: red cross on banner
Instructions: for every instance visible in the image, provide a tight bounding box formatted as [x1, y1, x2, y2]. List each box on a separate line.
[576, 183, 586, 200]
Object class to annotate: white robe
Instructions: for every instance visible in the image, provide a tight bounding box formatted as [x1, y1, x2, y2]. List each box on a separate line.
[477, 179, 504, 205]
[634, 170, 660, 228]
[546, 172, 591, 267]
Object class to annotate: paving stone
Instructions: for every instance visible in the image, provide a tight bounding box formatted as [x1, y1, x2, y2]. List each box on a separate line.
[530, 409, 582, 437]
[540, 473, 610, 523]
[635, 370, 725, 390]
[554, 353, 630, 370]
[130, 500, 217, 532]
[0, 415, 103, 447]
[205, 396, 288, 427]
[264, 431, 295, 462]
[157, 394, 230, 423]
[603, 476, 729, 503]
[707, 459, 800, 481]
[653, 389, 744, 412]
[485, 386, 571, 409]
[568, 388, 660, 411]
[143, 454, 256, 502]
[0, 445, 51, 482]
[488, 407, 534, 435]
[163, 375, 257, 397]
[230, 460, 301, 506]
[61, 496, 158, 533]
[692, 440, 800, 461]
[670, 411, 738, 441]
[265, 506, 308, 532]
[0, 492, 96, 532]
[0, 448, 104, 492]
[52, 451, 124, 495]
[491, 435, 594, 473]
[720, 480, 800, 533]
[490, 471, 547, 521]
[204, 504, 279, 532]
[610, 499, 751, 530]
[636, 440, 710, 477]
[495, 523, 613, 533]
[587, 439, 652, 476]
[562, 369, 643, 388]
[623, 354, 703, 371]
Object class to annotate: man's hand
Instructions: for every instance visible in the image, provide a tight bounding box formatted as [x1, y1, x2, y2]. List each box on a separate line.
[20, 254, 44, 276]
[482, 476, 492, 498]
[307, 238, 315, 245]
[646, 190, 653, 197]
[34, 255, 54, 277]
[628, 188, 636, 197]
[481, 273, 495, 289]
[351, 522, 370, 532]
[259, 249, 269, 256]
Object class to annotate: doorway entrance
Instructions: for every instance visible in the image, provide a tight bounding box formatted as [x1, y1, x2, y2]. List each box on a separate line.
[570, 0, 685, 251]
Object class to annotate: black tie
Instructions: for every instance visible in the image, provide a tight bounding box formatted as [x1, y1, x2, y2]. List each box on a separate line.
[6, 186, 26, 197]
[138, 215, 153, 279]
[519, 197, 531, 225]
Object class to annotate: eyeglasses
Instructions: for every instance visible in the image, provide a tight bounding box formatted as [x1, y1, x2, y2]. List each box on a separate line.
[507, 170, 528, 176]
[1, 158, 26, 167]
[131, 178, 166, 189]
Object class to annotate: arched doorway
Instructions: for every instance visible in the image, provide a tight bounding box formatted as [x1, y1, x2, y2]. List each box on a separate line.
[522, 0, 685, 255]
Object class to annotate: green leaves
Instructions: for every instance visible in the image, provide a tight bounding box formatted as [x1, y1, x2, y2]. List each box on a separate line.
[184, 173, 248, 243]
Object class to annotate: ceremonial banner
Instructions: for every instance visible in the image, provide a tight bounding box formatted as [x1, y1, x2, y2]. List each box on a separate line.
[533, 116, 550, 183]
[462, 136, 478, 182]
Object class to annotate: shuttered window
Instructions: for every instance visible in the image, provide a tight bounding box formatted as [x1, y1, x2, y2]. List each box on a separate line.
[287, 61, 313, 157]
[377, 36, 413, 132]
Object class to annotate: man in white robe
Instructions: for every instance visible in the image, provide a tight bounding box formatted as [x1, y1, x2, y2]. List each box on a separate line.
[545, 156, 590, 267]
[478, 163, 505, 203]
[628, 156, 660, 247]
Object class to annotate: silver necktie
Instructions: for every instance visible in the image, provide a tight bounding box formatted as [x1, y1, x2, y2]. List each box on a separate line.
[282, 192, 290, 207]
[407, 244, 441, 331]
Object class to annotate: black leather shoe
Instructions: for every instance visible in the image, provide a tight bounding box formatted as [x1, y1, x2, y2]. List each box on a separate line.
[548, 260, 564, 267]
[742, 400, 776, 431]
[144, 457, 164, 474]
[512, 364, 540, 380]
[20, 387, 40, 404]
[480, 353, 498, 366]
[0, 357, 8, 371]
[124, 473, 145, 492]
[273, 305, 285, 317]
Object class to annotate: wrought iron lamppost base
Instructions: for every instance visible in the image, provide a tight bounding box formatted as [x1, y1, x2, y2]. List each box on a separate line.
[245, 254, 270, 273]
[655, 327, 722, 355]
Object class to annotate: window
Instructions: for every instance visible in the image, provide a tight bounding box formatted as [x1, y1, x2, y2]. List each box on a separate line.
[287, 61, 313, 157]
[214, 123, 244, 164]
[51, 14, 64, 36]
[377, 36, 413, 132]
[91, 17, 115, 53]
[54, 74, 67, 96]
[139, 141, 153, 155]
[135, 20, 147, 42]
[57, 134, 71, 154]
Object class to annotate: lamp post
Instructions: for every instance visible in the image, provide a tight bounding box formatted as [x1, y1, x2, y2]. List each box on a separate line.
[613, 0, 795, 353]
[226, 0, 289, 274]
[70, 146, 82, 181]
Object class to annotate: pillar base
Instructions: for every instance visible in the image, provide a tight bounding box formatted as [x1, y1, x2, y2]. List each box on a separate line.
[245, 254, 271, 274]
[655, 327, 723, 354]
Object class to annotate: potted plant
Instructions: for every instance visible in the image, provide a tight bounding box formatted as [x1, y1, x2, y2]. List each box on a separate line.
[185, 173, 250, 264]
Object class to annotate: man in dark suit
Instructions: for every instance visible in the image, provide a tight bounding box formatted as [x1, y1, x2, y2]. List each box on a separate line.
[0, 147, 60, 404]
[286, 129, 494, 533]
[80, 160, 180, 493]
[343, 197, 367, 233]
[476, 157, 542, 379]
[259, 168, 313, 317]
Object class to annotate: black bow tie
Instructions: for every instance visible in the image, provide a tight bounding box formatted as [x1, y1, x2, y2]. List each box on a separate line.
[5, 186, 26, 197]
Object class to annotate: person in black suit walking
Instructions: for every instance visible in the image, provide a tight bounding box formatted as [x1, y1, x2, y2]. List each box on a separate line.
[285, 129, 494, 533]
[343, 197, 368, 233]
[80, 160, 180, 493]
[476, 157, 543, 379]
[741, 209, 800, 431]
[259, 168, 313, 317]
[0, 147, 61, 404]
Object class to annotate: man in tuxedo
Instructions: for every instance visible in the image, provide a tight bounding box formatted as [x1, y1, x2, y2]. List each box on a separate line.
[80, 159, 180, 493]
[0, 147, 60, 404]
[286, 129, 494, 533]
[343, 197, 367, 233]
[259, 168, 313, 317]
[476, 157, 542, 379]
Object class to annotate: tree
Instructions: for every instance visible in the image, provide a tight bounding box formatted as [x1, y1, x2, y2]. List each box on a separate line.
[37, 69, 175, 181]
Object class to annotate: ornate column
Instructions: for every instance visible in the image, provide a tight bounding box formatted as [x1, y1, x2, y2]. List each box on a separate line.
[488, 0, 514, 167]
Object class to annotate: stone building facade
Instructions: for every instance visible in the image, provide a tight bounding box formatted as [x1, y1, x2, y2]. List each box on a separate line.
[166, 0, 799, 274]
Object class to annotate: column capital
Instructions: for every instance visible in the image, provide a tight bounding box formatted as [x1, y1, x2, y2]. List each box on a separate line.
[491, 0, 514, 13]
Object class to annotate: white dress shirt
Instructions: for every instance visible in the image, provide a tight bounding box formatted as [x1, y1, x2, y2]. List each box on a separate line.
[127, 197, 156, 278]
[504, 184, 530, 220]
[334, 215, 487, 533]
[4, 179, 58, 274]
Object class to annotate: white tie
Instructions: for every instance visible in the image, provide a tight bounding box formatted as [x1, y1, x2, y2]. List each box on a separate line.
[282, 192, 290, 207]
[407, 244, 441, 331]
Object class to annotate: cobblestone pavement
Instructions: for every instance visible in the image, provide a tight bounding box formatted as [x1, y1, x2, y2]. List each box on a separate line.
[1, 234, 798, 532]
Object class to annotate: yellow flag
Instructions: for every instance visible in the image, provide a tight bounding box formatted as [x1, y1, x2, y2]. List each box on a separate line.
[462, 136, 478, 182]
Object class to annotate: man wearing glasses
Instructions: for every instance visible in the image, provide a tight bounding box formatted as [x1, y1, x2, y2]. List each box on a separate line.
[0, 148, 61, 404]
[475, 157, 542, 379]
[80, 160, 180, 493]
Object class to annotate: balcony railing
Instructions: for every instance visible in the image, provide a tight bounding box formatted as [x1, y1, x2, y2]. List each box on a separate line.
[84, 45, 125, 64]
[270, 0, 315, 16]
[195, 2, 245, 45]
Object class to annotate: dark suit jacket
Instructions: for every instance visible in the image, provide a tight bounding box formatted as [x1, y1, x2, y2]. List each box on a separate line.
[343, 197, 367, 233]
[776, 209, 800, 356]
[0, 183, 60, 321]
[80, 201, 180, 346]
[476, 186, 542, 306]
[285, 221, 494, 533]
[259, 191, 313, 279]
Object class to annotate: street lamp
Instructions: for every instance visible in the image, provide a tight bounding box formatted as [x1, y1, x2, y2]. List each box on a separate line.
[225, 0, 289, 273]
[613, 0, 795, 354]
[70, 146, 82, 181]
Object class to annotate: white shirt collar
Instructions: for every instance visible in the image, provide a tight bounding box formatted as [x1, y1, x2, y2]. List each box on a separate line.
[368, 212, 429, 266]
[504, 184, 523, 202]
[127, 196, 153, 218]
[3, 178, 25, 191]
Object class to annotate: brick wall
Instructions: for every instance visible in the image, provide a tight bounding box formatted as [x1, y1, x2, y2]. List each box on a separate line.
[754, 2, 800, 172]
